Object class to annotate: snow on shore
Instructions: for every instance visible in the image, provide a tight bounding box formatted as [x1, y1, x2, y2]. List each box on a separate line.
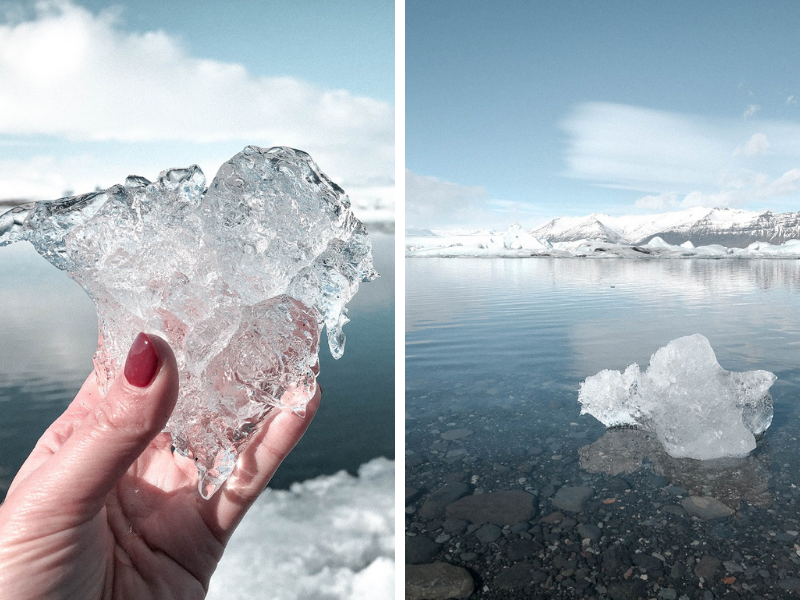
[207, 457, 394, 600]
[406, 228, 800, 259]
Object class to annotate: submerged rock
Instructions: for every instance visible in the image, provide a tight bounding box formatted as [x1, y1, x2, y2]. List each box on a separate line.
[406, 536, 442, 565]
[493, 562, 548, 590]
[552, 485, 594, 513]
[578, 334, 776, 460]
[419, 482, 470, 519]
[406, 563, 474, 600]
[682, 496, 734, 520]
[445, 490, 536, 525]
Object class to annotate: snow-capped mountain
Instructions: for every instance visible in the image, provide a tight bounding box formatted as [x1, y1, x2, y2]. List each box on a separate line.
[531, 207, 800, 248]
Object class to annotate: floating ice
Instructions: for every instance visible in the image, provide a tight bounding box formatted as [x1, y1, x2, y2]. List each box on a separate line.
[578, 334, 776, 460]
[0, 146, 376, 498]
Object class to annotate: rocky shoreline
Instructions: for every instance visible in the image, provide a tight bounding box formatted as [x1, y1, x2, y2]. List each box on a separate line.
[405, 408, 800, 599]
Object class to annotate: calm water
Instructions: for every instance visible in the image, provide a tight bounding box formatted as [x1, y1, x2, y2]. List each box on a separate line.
[406, 258, 800, 596]
[0, 232, 394, 495]
[407, 258, 800, 424]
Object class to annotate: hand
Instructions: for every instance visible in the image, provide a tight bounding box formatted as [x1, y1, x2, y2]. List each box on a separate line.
[0, 332, 320, 599]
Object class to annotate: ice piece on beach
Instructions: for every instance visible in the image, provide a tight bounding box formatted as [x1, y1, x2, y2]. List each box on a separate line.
[578, 334, 775, 460]
[0, 146, 376, 498]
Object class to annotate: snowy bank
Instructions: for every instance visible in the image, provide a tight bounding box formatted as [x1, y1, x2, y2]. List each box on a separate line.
[207, 457, 394, 600]
[351, 194, 395, 233]
[406, 228, 800, 259]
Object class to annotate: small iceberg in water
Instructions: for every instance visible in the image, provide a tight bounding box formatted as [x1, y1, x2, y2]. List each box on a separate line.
[578, 334, 776, 460]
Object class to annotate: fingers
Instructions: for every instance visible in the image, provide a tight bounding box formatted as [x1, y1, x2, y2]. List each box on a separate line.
[25, 333, 179, 517]
[202, 383, 321, 538]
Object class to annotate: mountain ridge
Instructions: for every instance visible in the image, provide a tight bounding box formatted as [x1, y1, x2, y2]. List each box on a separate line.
[530, 207, 800, 248]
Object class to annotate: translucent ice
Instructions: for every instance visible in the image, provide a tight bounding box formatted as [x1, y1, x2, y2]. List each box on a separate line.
[578, 429, 772, 508]
[0, 146, 376, 498]
[578, 334, 775, 460]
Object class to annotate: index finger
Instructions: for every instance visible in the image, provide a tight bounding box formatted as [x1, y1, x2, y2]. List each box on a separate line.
[198, 383, 321, 542]
[6, 371, 103, 494]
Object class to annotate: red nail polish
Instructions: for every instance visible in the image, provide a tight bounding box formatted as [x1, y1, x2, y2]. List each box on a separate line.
[124, 333, 160, 388]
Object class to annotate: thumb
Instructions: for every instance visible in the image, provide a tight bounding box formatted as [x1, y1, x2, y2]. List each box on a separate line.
[41, 332, 179, 513]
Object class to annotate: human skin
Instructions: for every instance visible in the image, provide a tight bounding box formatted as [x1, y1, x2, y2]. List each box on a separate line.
[0, 333, 320, 599]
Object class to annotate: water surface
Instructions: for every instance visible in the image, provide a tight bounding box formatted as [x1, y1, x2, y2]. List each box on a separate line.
[406, 258, 800, 598]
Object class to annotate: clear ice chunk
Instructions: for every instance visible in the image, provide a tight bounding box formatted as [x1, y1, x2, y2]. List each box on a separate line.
[578, 334, 776, 460]
[0, 146, 377, 498]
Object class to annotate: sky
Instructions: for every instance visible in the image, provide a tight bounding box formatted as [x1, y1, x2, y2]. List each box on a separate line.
[0, 0, 394, 217]
[406, 0, 800, 231]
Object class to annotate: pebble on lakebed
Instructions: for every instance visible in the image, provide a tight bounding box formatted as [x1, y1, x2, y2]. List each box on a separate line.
[406, 406, 800, 598]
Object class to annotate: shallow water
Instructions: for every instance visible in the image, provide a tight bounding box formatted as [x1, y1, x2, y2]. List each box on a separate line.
[406, 258, 800, 599]
[0, 231, 394, 497]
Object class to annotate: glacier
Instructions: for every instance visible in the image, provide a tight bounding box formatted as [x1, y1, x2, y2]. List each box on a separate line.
[578, 334, 776, 460]
[532, 206, 800, 247]
[406, 230, 800, 258]
[0, 146, 376, 498]
[405, 206, 800, 258]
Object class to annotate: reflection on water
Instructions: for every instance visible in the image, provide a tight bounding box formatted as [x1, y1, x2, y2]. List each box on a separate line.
[579, 429, 772, 508]
[0, 241, 97, 388]
[407, 258, 800, 335]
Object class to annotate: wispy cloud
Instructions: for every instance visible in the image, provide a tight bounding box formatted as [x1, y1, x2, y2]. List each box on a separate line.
[787, 95, 797, 105]
[562, 102, 800, 212]
[406, 170, 538, 230]
[743, 104, 760, 119]
[0, 0, 393, 203]
[635, 192, 680, 210]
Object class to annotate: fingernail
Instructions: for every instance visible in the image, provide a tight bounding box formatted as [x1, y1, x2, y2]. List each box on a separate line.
[124, 333, 160, 388]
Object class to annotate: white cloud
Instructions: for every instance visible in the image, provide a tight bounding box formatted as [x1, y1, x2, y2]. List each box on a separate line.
[0, 1, 393, 204]
[788, 95, 797, 105]
[562, 102, 800, 212]
[743, 104, 760, 119]
[635, 192, 680, 210]
[734, 133, 769, 157]
[634, 168, 800, 210]
[762, 167, 800, 197]
[405, 169, 538, 230]
[561, 103, 732, 191]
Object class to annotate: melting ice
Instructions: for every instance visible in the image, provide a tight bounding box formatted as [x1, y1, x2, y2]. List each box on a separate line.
[0, 146, 376, 498]
[578, 334, 775, 460]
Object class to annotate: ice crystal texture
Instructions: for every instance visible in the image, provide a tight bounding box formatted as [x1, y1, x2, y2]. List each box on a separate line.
[0, 146, 376, 498]
[578, 334, 775, 460]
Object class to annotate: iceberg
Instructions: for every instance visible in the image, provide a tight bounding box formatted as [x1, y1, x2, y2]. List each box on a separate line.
[405, 225, 800, 258]
[578, 334, 775, 460]
[0, 146, 376, 497]
[502, 223, 551, 250]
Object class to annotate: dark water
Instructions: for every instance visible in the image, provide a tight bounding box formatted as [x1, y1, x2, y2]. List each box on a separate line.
[0, 232, 394, 496]
[406, 258, 800, 598]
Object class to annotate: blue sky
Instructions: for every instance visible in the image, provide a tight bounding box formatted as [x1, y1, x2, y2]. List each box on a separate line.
[0, 0, 393, 215]
[406, 0, 800, 230]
